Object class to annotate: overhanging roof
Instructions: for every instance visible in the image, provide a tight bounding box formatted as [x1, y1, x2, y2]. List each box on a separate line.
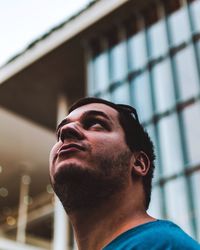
[0, 0, 153, 129]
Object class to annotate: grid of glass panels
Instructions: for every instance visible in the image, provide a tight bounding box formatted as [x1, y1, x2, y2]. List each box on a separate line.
[87, 0, 200, 241]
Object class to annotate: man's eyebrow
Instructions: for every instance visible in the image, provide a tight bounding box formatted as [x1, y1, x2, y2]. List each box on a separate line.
[81, 110, 112, 122]
[56, 109, 113, 133]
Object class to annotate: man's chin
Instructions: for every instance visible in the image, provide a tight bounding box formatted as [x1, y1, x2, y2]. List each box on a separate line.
[51, 163, 104, 212]
[52, 158, 87, 178]
[50, 150, 131, 213]
[51, 163, 124, 213]
[53, 162, 88, 184]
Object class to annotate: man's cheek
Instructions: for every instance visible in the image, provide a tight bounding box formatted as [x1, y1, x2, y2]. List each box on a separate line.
[49, 147, 55, 164]
[49, 152, 54, 168]
[95, 139, 124, 152]
[49, 144, 59, 170]
[50, 142, 61, 158]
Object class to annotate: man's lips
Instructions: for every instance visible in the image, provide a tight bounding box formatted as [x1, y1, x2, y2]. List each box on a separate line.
[58, 143, 85, 155]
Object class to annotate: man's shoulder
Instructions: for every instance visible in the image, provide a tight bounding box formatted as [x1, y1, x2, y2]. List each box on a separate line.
[142, 220, 199, 246]
[103, 220, 200, 250]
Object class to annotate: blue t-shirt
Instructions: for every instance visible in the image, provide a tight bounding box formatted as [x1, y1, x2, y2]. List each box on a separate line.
[103, 220, 200, 250]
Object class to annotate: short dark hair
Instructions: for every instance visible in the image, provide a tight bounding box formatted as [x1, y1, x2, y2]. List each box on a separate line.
[69, 97, 155, 209]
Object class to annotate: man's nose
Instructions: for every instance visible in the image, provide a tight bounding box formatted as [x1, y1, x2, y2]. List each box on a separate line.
[60, 123, 85, 142]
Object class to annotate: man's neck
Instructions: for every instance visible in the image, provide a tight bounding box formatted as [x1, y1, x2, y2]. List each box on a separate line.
[68, 188, 155, 250]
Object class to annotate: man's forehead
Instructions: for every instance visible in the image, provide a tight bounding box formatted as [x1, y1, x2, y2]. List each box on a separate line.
[68, 103, 119, 118]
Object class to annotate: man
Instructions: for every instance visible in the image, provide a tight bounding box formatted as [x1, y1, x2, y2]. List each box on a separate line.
[49, 97, 200, 250]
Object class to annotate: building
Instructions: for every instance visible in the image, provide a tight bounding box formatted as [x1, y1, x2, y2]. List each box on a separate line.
[0, 0, 200, 249]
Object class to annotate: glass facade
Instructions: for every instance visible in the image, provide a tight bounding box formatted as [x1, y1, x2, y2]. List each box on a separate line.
[87, 0, 200, 241]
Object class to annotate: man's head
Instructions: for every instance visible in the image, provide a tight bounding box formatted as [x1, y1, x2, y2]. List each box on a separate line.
[49, 97, 155, 212]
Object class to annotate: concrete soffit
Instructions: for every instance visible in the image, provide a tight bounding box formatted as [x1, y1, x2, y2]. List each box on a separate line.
[0, 0, 128, 84]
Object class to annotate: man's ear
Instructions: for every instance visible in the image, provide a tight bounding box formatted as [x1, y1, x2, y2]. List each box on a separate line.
[131, 151, 150, 176]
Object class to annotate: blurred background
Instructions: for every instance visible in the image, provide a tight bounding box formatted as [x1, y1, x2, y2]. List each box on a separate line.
[0, 0, 200, 249]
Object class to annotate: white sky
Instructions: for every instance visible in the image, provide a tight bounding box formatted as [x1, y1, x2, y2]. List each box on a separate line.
[0, 0, 91, 67]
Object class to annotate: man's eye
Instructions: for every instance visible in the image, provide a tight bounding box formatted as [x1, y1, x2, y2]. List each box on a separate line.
[84, 119, 107, 129]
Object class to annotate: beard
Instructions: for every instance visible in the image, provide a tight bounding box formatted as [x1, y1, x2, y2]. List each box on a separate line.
[51, 150, 131, 214]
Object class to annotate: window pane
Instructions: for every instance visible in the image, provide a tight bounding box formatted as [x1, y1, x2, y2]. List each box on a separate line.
[168, 6, 191, 46]
[127, 31, 147, 71]
[175, 45, 200, 101]
[110, 41, 127, 82]
[148, 20, 168, 59]
[93, 51, 109, 92]
[198, 41, 200, 70]
[158, 114, 184, 176]
[98, 92, 112, 101]
[148, 185, 162, 219]
[182, 101, 200, 166]
[131, 72, 153, 123]
[190, 0, 200, 33]
[190, 171, 200, 242]
[152, 59, 176, 113]
[164, 178, 193, 237]
[111, 82, 130, 104]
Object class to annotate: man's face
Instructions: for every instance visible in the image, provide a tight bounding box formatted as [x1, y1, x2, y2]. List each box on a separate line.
[49, 103, 132, 212]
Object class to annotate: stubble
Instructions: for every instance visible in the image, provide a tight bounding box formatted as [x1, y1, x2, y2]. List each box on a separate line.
[51, 150, 131, 213]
